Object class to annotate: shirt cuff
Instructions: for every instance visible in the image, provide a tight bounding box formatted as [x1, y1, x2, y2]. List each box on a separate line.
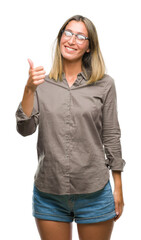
[16, 102, 40, 121]
[105, 158, 126, 172]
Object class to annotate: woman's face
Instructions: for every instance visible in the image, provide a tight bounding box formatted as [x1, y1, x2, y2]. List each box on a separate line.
[60, 20, 90, 63]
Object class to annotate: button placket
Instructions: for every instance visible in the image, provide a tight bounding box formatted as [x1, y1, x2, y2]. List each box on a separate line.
[64, 88, 73, 192]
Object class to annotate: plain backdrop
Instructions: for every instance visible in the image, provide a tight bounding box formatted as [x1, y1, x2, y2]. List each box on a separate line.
[0, 0, 140, 239]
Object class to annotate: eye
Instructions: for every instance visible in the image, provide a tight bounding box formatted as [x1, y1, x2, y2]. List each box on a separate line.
[77, 34, 85, 40]
[64, 30, 72, 37]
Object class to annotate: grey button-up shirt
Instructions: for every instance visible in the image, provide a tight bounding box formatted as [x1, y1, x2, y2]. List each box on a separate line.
[15, 73, 126, 195]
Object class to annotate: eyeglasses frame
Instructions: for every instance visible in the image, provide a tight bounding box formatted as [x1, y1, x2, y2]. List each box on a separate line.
[61, 30, 89, 43]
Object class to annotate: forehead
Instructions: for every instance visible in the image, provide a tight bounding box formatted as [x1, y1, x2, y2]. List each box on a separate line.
[65, 20, 88, 35]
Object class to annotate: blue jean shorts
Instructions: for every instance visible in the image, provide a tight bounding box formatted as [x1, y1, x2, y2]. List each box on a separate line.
[32, 180, 117, 224]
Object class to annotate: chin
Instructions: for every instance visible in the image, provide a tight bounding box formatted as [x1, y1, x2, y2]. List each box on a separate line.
[62, 53, 81, 63]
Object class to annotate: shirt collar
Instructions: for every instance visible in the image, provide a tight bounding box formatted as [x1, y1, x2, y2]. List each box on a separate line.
[62, 71, 87, 86]
[77, 72, 87, 81]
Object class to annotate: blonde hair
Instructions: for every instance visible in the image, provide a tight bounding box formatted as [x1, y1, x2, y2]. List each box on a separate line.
[49, 15, 106, 84]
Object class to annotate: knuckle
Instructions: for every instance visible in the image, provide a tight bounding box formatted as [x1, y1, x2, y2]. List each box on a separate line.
[33, 81, 38, 85]
[40, 75, 44, 79]
[30, 72, 35, 78]
[29, 69, 32, 73]
[32, 71, 35, 76]
[37, 66, 44, 70]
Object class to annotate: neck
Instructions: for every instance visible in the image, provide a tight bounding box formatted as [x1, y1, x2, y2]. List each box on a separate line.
[63, 59, 82, 79]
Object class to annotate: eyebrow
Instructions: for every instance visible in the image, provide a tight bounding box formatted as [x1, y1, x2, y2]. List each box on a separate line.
[65, 28, 87, 36]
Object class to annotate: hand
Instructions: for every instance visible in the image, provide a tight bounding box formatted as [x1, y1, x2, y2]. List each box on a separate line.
[113, 187, 125, 222]
[26, 58, 46, 92]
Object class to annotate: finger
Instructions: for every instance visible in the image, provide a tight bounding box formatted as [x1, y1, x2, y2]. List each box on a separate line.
[114, 205, 123, 222]
[119, 204, 123, 217]
[33, 79, 45, 85]
[28, 58, 34, 69]
[32, 70, 46, 76]
[32, 75, 46, 81]
[114, 214, 120, 222]
[114, 203, 119, 216]
[34, 66, 44, 71]
[114, 210, 120, 221]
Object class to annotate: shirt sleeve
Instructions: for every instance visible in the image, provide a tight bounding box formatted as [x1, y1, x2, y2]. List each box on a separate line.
[102, 77, 126, 171]
[15, 90, 40, 136]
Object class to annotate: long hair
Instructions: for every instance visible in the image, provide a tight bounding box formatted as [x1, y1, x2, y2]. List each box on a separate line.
[49, 15, 106, 84]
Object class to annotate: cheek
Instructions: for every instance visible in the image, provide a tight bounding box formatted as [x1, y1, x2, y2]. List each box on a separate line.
[79, 45, 89, 56]
[83, 42, 89, 53]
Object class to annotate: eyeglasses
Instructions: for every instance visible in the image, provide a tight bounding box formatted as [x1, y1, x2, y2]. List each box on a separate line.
[62, 30, 89, 45]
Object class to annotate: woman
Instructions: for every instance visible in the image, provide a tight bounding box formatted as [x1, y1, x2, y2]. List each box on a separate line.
[16, 15, 126, 240]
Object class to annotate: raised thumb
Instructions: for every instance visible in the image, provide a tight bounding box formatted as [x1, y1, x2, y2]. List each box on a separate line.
[27, 58, 34, 69]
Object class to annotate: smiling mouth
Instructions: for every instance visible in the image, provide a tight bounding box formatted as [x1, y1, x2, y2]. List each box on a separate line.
[65, 46, 77, 51]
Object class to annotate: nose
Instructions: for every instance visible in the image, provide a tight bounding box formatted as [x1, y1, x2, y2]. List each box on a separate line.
[68, 34, 76, 44]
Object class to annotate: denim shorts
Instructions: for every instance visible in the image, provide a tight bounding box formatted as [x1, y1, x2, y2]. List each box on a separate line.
[32, 180, 117, 224]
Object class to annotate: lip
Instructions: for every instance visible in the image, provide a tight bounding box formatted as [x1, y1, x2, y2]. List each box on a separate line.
[64, 45, 77, 51]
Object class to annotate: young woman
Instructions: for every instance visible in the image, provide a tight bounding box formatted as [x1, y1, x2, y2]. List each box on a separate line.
[16, 15, 126, 240]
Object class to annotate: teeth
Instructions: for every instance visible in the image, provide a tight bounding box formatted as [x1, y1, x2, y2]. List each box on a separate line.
[66, 47, 75, 51]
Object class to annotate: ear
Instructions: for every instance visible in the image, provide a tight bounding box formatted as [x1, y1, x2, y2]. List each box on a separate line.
[86, 48, 90, 53]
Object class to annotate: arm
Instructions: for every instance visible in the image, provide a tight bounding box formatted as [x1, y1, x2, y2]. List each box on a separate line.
[15, 59, 45, 136]
[21, 85, 35, 117]
[15, 88, 40, 136]
[112, 170, 125, 222]
[102, 77, 126, 221]
[102, 77, 126, 171]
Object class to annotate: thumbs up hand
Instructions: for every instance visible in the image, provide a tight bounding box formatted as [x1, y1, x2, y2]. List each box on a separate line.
[26, 58, 46, 92]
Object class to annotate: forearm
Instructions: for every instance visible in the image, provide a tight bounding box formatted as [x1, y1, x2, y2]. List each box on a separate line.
[21, 85, 35, 117]
[112, 170, 123, 190]
[112, 170, 125, 221]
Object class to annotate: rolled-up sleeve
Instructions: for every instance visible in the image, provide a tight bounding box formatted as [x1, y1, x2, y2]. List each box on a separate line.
[15, 90, 40, 136]
[102, 78, 126, 171]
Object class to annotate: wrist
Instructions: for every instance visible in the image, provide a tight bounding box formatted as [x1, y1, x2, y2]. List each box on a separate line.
[25, 84, 36, 94]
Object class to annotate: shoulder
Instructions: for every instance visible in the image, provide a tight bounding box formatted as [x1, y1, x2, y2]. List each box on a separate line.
[44, 74, 52, 82]
[93, 74, 117, 101]
[92, 74, 115, 94]
[99, 74, 116, 93]
[99, 74, 115, 85]
[92, 74, 115, 88]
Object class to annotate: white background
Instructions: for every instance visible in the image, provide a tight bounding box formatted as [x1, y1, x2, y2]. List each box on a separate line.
[0, 0, 140, 239]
